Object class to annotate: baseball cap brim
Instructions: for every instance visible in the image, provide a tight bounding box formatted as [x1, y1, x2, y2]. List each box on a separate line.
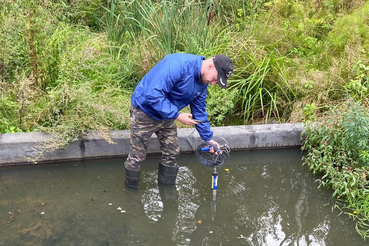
[217, 70, 228, 89]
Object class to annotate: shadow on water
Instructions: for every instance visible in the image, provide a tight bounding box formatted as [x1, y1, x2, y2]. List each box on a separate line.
[0, 149, 366, 246]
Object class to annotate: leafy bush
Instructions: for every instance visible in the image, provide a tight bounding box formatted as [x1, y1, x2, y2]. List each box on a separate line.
[302, 100, 369, 238]
[0, 94, 21, 133]
[345, 61, 369, 102]
[206, 85, 238, 126]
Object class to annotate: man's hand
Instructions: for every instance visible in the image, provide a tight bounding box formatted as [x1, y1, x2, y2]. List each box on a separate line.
[208, 139, 220, 150]
[207, 139, 221, 154]
[176, 113, 200, 125]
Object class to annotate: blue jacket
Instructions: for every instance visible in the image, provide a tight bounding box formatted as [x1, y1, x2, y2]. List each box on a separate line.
[131, 53, 213, 141]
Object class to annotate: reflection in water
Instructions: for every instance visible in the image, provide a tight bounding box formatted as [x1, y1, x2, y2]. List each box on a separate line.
[294, 182, 309, 242]
[172, 166, 199, 245]
[142, 187, 163, 222]
[247, 205, 286, 246]
[141, 166, 201, 245]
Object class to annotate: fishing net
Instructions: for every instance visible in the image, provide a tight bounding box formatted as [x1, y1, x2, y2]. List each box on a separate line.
[195, 138, 230, 167]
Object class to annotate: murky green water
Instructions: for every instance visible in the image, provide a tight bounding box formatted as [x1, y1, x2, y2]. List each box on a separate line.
[0, 149, 366, 246]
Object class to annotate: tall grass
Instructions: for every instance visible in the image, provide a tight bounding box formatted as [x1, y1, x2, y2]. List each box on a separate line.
[230, 48, 295, 124]
[102, 0, 217, 62]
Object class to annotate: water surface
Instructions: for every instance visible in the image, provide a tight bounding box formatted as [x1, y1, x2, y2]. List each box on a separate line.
[0, 149, 365, 246]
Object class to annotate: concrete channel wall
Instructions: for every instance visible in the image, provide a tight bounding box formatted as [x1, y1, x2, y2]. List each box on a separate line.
[0, 123, 304, 166]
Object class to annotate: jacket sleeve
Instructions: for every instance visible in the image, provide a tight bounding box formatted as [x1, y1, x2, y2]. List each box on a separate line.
[190, 89, 214, 141]
[144, 58, 183, 119]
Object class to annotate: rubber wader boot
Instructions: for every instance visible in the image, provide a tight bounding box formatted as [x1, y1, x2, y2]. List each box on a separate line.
[158, 162, 179, 185]
[125, 167, 140, 188]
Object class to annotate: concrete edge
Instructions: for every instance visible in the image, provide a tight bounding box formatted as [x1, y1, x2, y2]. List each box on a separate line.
[0, 123, 305, 166]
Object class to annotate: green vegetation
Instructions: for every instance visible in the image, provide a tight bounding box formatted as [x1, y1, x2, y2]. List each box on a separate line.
[2, 0, 369, 134]
[1, 0, 369, 239]
[303, 100, 369, 239]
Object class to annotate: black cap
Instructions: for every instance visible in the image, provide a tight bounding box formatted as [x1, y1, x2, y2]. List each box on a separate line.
[213, 55, 234, 89]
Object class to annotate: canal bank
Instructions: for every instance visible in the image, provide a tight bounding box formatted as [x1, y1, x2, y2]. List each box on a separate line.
[0, 123, 304, 166]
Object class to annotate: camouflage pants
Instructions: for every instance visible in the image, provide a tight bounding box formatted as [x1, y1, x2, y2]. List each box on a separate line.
[124, 104, 180, 171]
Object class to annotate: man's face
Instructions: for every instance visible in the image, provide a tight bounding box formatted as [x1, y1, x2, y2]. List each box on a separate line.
[201, 65, 218, 85]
